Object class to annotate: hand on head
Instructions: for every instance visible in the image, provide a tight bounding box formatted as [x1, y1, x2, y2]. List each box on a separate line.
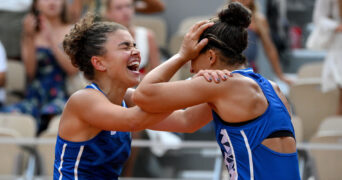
[193, 69, 232, 83]
[178, 20, 214, 62]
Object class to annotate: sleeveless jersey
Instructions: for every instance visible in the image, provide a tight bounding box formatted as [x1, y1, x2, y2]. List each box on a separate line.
[213, 68, 300, 180]
[53, 83, 131, 180]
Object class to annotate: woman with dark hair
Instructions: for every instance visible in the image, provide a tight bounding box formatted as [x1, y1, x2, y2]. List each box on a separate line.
[134, 2, 301, 179]
[1, 0, 77, 134]
[53, 13, 215, 179]
[228, 0, 292, 85]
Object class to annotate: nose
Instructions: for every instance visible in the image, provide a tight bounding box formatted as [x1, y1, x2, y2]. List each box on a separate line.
[131, 48, 140, 56]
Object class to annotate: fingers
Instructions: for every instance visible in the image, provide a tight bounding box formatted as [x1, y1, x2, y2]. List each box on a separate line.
[216, 71, 229, 81]
[193, 22, 214, 39]
[190, 20, 210, 33]
[203, 72, 213, 82]
[188, 20, 214, 40]
[195, 70, 234, 83]
[195, 38, 209, 52]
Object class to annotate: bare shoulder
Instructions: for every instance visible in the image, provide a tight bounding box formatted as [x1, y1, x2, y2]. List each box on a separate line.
[66, 88, 106, 111]
[59, 89, 104, 141]
[268, 80, 282, 95]
[268, 80, 292, 115]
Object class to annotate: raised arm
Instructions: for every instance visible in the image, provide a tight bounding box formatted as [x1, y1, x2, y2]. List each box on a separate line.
[255, 14, 292, 85]
[21, 14, 38, 81]
[40, 17, 78, 76]
[148, 103, 213, 133]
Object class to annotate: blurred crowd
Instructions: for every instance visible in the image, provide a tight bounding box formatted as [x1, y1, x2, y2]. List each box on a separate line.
[0, 0, 341, 179]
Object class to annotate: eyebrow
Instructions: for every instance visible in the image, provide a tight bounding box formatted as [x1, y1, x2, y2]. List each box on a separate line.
[118, 41, 136, 47]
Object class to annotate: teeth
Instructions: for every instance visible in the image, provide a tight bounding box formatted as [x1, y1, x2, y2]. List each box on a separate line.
[128, 61, 140, 66]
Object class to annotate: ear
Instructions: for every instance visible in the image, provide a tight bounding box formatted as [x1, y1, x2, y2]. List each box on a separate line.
[208, 49, 217, 66]
[91, 56, 106, 72]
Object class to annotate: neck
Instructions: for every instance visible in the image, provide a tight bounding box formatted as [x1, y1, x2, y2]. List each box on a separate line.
[45, 15, 63, 27]
[212, 62, 246, 72]
[93, 76, 128, 105]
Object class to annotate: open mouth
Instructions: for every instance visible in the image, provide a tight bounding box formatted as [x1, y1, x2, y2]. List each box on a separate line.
[127, 61, 140, 72]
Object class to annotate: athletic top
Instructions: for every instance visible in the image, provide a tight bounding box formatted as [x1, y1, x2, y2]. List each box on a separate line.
[213, 68, 300, 180]
[53, 83, 131, 180]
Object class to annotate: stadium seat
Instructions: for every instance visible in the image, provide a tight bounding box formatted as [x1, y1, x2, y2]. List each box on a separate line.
[0, 113, 36, 137]
[289, 79, 339, 141]
[5, 60, 25, 104]
[0, 128, 26, 177]
[310, 116, 342, 180]
[297, 62, 323, 79]
[36, 115, 60, 176]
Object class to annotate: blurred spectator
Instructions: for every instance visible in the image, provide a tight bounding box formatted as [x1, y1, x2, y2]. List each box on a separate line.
[0, 41, 7, 107]
[105, 0, 161, 77]
[266, 0, 289, 55]
[67, 0, 165, 23]
[0, 0, 32, 59]
[0, 0, 78, 135]
[227, 0, 292, 85]
[313, 0, 342, 115]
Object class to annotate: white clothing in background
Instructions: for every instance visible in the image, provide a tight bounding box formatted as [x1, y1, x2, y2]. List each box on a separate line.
[313, 0, 342, 92]
[0, 42, 7, 103]
[0, 0, 32, 12]
[135, 26, 150, 70]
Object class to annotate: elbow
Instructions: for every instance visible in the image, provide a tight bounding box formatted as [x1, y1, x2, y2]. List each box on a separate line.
[132, 88, 155, 112]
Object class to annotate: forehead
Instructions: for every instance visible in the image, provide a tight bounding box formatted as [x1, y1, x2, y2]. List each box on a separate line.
[107, 29, 134, 45]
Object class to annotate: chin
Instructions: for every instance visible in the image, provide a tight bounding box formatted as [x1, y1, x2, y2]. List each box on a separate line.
[127, 77, 140, 87]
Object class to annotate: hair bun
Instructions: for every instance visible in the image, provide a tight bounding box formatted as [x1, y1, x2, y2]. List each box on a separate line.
[218, 2, 251, 28]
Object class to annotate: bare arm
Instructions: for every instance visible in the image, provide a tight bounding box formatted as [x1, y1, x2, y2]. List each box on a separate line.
[69, 89, 170, 132]
[40, 17, 78, 75]
[123, 88, 136, 107]
[135, 0, 165, 14]
[21, 14, 37, 81]
[255, 14, 291, 85]
[149, 103, 213, 133]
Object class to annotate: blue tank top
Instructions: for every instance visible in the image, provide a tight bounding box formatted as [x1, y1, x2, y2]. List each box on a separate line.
[53, 83, 131, 180]
[213, 68, 300, 180]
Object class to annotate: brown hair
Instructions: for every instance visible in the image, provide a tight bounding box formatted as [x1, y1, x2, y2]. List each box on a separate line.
[30, 0, 69, 30]
[199, 2, 251, 67]
[63, 13, 126, 80]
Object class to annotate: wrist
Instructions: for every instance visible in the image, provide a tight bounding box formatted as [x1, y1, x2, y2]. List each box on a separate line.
[175, 53, 189, 64]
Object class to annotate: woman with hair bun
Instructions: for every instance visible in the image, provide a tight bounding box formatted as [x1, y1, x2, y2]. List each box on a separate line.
[134, 2, 301, 180]
[54, 13, 215, 179]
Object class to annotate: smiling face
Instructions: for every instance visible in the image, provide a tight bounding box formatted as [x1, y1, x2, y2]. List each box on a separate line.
[100, 29, 141, 87]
